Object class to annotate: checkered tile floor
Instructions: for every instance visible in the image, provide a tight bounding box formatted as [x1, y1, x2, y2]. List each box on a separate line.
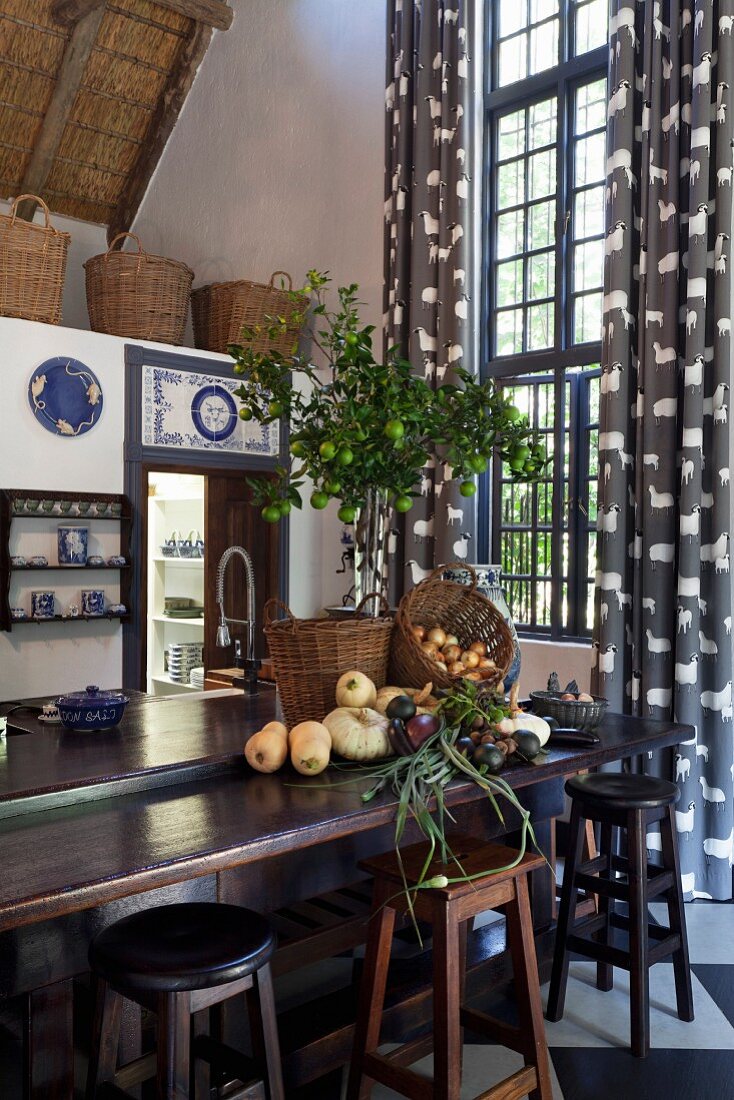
[293, 900, 734, 1100]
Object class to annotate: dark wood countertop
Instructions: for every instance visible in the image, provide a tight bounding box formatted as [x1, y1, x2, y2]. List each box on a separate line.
[0, 688, 279, 814]
[0, 691, 692, 931]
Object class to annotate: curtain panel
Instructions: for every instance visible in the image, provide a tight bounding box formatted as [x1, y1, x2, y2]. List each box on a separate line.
[594, 0, 733, 898]
[383, 0, 476, 591]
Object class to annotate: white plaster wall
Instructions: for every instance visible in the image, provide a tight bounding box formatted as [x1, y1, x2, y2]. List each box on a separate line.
[0, 201, 106, 331]
[519, 639, 591, 695]
[0, 317, 229, 701]
[130, 0, 387, 616]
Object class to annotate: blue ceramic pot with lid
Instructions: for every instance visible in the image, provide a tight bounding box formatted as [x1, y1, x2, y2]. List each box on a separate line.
[56, 685, 129, 731]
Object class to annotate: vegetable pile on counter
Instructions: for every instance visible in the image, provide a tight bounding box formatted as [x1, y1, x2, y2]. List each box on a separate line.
[244, 672, 553, 905]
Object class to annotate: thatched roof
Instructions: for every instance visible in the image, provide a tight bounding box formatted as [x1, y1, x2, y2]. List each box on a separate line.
[0, 0, 231, 239]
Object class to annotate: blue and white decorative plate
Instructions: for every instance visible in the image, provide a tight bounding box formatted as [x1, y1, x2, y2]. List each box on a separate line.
[190, 384, 238, 443]
[28, 357, 103, 437]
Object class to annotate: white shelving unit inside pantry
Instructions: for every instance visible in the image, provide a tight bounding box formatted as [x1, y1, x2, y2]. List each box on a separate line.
[146, 473, 205, 695]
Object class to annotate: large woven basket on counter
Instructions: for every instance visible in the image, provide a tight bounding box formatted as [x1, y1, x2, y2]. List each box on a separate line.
[263, 596, 393, 728]
[85, 232, 193, 344]
[0, 195, 69, 325]
[390, 564, 514, 692]
[192, 270, 306, 356]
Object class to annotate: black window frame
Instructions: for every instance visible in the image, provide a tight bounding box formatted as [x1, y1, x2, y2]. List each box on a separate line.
[480, 1, 607, 643]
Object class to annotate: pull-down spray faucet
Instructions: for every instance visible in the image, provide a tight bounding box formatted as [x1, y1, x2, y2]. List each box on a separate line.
[215, 546, 260, 695]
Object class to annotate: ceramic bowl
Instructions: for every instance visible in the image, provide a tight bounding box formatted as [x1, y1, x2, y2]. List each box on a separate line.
[107, 555, 126, 567]
[10, 556, 26, 568]
[10, 608, 27, 620]
[28, 556, 49, 567]
[56, 686, 129, 731]
[86, 555, 105, 567]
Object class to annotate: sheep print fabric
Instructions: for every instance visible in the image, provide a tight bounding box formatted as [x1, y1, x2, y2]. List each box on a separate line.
[383, 0, 476, 592]
[593, 0, 733, 898]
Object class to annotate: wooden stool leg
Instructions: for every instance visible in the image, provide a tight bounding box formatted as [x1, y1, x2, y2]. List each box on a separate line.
[457, 918, 469, 1078]
[246, 963, 284, 1100]
[156, 992, 191, 1100]
[660, 805, 694, 1022]
[345, 880, 397, 1100]
[506, 876, 554, 1100]
[596, 822, 614, 992]
[431, 901, 462, 1100]
[25, 980, 74, 1100]
[627, 810, 650, 1058]
[191, 1007, 210, 1100]
[86, 977, 123, 1100]
[546, 800, 585, 1022]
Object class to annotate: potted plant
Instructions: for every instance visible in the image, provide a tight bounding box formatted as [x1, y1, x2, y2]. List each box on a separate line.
[228, 271, 545, 609]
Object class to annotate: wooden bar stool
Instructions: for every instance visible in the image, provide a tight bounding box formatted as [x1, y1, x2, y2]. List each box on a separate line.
[547, 773, 694, 1058]
[346, 835, 553, 1100]
[86, 901, 284, 1100]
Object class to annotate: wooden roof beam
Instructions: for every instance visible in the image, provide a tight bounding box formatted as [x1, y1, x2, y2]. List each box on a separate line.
[15, 4, 105, 222]
[54, 0, 233, 32]
[106, 20, 214, 244]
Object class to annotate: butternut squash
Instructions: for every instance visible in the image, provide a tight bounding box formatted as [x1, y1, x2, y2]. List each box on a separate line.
[291, 736, 330, 776]
[245, 730, 288, 773]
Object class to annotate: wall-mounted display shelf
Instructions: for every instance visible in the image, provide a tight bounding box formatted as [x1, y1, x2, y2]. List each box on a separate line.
[0, 489, 132, 633]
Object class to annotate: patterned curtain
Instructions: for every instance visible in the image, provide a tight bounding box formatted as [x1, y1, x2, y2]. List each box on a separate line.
[594, 0, 733, 899]
[384, 0, 475, 592]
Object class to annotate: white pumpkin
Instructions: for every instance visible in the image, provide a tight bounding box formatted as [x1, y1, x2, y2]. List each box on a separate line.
[322, 707, 392, 760]
[507, 713, 552, 747]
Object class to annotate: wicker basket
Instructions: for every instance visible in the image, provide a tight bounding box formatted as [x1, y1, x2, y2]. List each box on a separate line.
[529, 691, 608, 731]
[390, 564, 514, 692]
[191, 271, 306, 357]
[263, 596, 394, 728]
[0, 195, 70, 325]
[85, 232, 193, 344]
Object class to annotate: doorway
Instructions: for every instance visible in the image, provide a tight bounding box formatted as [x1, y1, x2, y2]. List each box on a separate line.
[134, 464, 283, 694]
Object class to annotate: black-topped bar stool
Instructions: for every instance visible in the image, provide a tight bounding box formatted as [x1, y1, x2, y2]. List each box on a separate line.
[547, 772, 694, 1057]
[86, 901, 284, 1100]
[347, 834, 554, 1100]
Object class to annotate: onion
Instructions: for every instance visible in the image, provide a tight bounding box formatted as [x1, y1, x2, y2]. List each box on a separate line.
[449, 661, 465, 675]
[461, 650, 480, 668]
[427, 627, 447, 647]
[411, 625, 426, 642]
[421, 641, 438, 655]
[469, 641, 487, 656]
[443, 644, 462, 663]
[444, 634, 459, 647]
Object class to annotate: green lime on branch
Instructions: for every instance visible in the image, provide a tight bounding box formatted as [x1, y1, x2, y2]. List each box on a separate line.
[338, 504, 356, 523]
[310, 491, 329, 510]
[319, 441, 336, 461]
[336, 446, 354, 466]
[384, 419, 405, 441]
[238, 407, 253, 421]
[394, 493, 413, 513]
[261, 504, 281, 523]
[459, 481, 477, 497]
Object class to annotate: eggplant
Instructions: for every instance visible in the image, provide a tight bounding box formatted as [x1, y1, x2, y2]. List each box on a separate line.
[387, 717, 414, 756]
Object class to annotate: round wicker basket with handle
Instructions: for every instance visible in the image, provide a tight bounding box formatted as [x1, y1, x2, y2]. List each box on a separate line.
[191, 270, 307, 357]
[0, 195, 70, 325]
[85, 232, 193, 344]
[263, 595, 394, 728]
[390, 564, 514, 691]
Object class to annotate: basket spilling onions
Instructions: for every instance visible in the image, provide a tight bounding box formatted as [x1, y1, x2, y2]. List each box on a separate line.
[411, 625, 499, 682]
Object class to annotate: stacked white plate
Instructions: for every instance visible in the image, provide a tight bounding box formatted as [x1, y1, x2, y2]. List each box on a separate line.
[189, 667, 205, 690]
[167, 643, 203, 684]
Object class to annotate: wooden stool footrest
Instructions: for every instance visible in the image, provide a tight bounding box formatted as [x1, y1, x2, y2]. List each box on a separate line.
[566, 934, 630, 969]
[362, 1052, 434, 1099]
[474, 1064, 539, 1100]
[194, 1033, 260, 1086]
[460, 1006, 527, 1057]
[382, 1033, 435, 1067]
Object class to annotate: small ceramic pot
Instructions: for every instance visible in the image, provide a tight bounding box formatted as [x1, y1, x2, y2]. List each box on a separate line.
[106, 555, 126, 567]
[25, 500, 40, 512]
[10, 556, 26, 568]
[86, 555, 105, 567]
[58, 526, 88, 566]
[77, 501, 91, 514]
[31, 591, 55, 618]
[59, 501, 72, 514]
[95, 502, 109, 516]
[13, 499, 26, 514]
[81, 589, 105, 616]
[56, 686, 128, 731]
[10, 608, 27, 620]
[40, 500, 54, 513]
[110, 502, 122, 517]
[28, 555, 49, 567]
